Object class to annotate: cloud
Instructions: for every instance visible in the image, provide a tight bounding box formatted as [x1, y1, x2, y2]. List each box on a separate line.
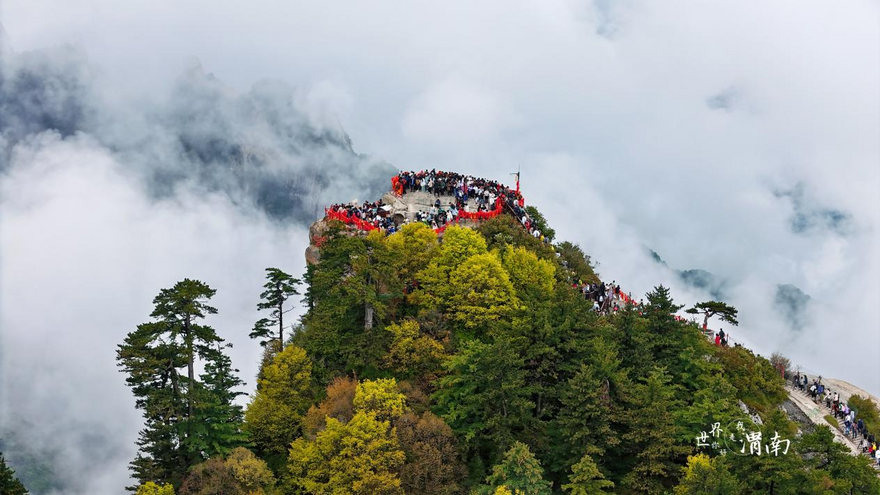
[402, 75, 521, 146]
[1, 132, 312, 493]
[775, 284, 811, 332]
[773, 182, 853, 236]
[0, 43, 393, 493]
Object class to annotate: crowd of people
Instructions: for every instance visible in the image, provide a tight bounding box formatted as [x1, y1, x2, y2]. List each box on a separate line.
[394, 170, 551, 237]
[793, 373, 880, 466]
[326, 170, 551, 239]
[570, 279, 640, 314]
[325, 199, 399, 234]
[393, 170, 513, 212]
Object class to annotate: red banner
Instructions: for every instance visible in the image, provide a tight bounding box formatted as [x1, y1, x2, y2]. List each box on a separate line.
[325, 208, 379, 231]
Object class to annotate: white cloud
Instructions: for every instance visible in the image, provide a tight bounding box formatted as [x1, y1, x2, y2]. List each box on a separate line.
[402, 75, 521, 146]
[1, 132, 309, 494]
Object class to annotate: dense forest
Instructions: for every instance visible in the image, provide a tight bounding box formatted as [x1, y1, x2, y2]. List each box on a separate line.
[7, 212, 875, 494]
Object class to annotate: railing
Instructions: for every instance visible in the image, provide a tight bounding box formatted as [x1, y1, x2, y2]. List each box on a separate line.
[325, 196, 505, 235]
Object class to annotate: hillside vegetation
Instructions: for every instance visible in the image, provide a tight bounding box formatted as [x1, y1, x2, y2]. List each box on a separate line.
[107, 206, 880, 494]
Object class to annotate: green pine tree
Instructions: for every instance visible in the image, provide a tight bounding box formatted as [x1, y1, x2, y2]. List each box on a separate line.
[556, 340, 626, 471]
[432, 337, 535, 477]
[189, 344, 247, 459]
[0, 452, 28, 495]
[485, 441, 553, 495]
[563, 453, 614, 494]
[251, 267, 300, 351]
[117, 279, 241, 488]
[620, 368, 691, 494]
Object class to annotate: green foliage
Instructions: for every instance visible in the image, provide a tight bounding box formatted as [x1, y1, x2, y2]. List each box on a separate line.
[415, 225, 489, 313]
[385, 223, 439, 282]
[383, 320, 447, 381]
[428, 225, 489, 271]
[725, 410, 803, 494]
[798, 424, 880, 493]
[190, 346, 248, 459]
[673, 454, 743, 495]
[244, 345, 313, 464]
[485, 441, 552, 495]
[556, 342, 626, 470]
[824, 415, 839, 429]
[136, 481, 174, 495]
[475, 215, 554, 259]
[354, 378, 408, 422]
[445, 252, 519, 331]
[500, 245, 556, 303]
[0, 452, 28, 495]
[251, 267, 300, 350]
[620, 368, 692, 494]
[713, 346, 787, 415]
[286, 411, 406, 494]
[848, 394, 880, 436]
[562, 454, 614, 494]
[298, 233, 398, 379]
[432, 338, 535, 473]
[117, 279, 244, 488]
[115, 200, 876, 494]
[685, 301, 739, 328]
[523, 206, 555, 242]
[554, 241, 597, 284]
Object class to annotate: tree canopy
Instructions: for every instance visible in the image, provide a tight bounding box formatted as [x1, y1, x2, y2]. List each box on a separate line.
[105, 189, 880, 494]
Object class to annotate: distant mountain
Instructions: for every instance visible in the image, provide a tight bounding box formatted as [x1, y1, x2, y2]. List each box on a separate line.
[775, 283, 811, 331]
[0, 47, 394, 225]
[647, 249, 728, 300]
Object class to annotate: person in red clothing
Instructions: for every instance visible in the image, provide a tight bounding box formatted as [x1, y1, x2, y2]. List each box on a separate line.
[715, 333, 721, 346]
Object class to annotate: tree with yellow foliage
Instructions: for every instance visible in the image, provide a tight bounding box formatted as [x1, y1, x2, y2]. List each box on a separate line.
[243, 345, 313, 466]
[354, 378, 408, 422]
[135, 482, 175, 495]
[673, 454, 742, 494]
[414, 226, 488, 311]
[383, 320, 447, 380]
[286, 411, 406, 494]
[385, 223, 438, 282]
[446, 252, 519, 331]
[562, 454, 614, 494]
[500, 245, 555, 303]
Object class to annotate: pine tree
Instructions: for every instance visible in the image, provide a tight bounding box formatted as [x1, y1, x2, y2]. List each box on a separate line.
[563, 454, 614, 494]
[556, 340, 626, 472]
[685, 301, 738, 330]
[189, 345, 247, 459]
[251, 268, 300, 351]
[620, 368, 691, 494]
[485, 441, 552, 495]
[642, 286, 686, 370]
[0, 452, 28, 495]
[244, 345, 313, 469]
[673, 454, 742, 495]
[432, 337, 535, 471]
[118, 279, 242, 488]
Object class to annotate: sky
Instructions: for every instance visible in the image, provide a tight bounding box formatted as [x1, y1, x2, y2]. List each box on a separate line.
[1, 1, 878, 493]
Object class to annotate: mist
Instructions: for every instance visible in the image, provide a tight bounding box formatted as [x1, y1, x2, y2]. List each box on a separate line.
[1, 1, 878, 493]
